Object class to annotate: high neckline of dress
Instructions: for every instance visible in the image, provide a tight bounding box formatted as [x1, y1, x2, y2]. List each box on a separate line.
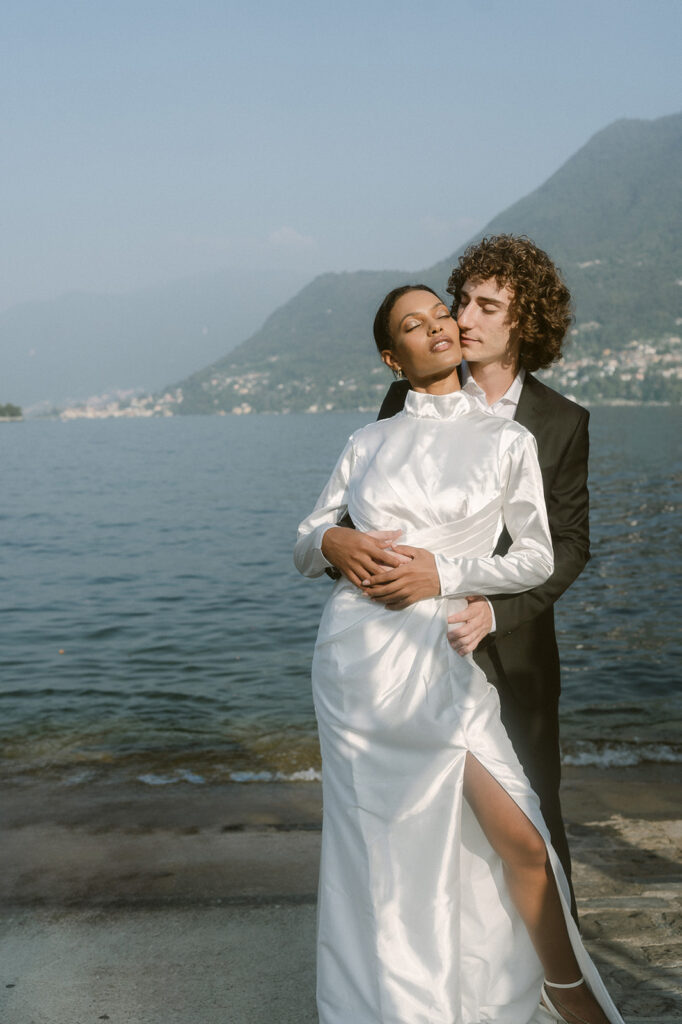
[403, 388, 476, 420]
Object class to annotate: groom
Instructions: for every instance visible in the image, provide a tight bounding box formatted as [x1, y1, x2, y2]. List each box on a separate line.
[322, 235, 589, 918]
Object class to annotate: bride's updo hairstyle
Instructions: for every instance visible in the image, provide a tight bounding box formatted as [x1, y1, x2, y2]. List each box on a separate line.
[373, 284, 444, 355]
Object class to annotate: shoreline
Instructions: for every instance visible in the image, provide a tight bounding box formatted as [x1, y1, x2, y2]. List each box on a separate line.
[1, 764, 680, 911]
[2, 761, 680, 835]
[21, 398, 682, 421]
[2, 764, 680, 1021]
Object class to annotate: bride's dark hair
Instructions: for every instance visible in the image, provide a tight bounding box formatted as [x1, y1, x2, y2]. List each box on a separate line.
[373, 284, 443, 355]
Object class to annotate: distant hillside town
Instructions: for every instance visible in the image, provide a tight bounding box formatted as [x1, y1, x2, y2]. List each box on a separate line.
[55, 329, 682, 420]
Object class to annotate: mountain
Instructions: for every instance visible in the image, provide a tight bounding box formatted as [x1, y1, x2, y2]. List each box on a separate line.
[0, 267, 310, 409]
[154, 112, 681, 415]
[429, 112, 682, 352]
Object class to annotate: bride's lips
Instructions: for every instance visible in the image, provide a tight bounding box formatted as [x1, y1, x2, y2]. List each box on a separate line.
[430, 336, 453, 352]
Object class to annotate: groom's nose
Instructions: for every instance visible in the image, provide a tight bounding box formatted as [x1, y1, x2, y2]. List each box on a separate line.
[457, 303, 474, 329]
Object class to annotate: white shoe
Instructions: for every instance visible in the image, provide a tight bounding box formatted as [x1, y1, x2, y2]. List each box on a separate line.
[540, 977, 590, 1024]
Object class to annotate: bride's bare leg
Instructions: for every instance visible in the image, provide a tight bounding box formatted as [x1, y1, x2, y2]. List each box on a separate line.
[463, 752, 611, 1024]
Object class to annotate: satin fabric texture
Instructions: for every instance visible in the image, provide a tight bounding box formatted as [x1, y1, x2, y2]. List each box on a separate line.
[295, 390, 623, 1024]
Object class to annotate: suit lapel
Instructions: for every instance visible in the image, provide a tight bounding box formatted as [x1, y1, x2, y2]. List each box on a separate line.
[513, 373, 544, 436]
[513, 374, 555, 493]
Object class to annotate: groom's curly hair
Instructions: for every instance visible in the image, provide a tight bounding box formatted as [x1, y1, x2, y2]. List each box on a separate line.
[446, 235, 572, 371]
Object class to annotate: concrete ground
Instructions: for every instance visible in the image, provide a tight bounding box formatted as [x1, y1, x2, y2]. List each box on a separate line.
[1, 766, 680, 1023]
[1, 903, 318, 1024]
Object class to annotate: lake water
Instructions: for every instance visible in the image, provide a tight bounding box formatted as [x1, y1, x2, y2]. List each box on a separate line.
[1, 406, 680, 786]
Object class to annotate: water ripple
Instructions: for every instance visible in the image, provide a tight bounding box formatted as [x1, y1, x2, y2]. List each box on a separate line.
[1, 407, 680, 782]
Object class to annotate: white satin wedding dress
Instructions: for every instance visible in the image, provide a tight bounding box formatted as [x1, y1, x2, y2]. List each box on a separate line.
[295, 390, 623, 1024]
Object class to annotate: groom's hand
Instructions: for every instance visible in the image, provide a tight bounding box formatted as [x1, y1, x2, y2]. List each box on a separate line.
[447, 596, 493, 655]
[363, 546, 440, 610]
[321, 528, 406, 589]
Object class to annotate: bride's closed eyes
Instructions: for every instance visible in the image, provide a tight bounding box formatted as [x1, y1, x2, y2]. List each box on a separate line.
[404, 307, 453, 331]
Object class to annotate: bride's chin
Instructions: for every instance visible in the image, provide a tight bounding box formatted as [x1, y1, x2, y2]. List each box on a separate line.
[433, 363, 461, 380]
[411, 373, 461, 393]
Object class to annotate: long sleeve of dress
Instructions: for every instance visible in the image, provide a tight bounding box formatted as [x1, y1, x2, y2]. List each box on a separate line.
[294, 437, 355, 578]
[435, 433, 554, 598]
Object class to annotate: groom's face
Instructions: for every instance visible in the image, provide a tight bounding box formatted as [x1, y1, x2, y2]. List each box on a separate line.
[455, 278, 520, 369]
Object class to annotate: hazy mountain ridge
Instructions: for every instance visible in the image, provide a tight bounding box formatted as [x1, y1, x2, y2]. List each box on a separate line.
[126, 112, 678, 417]
[1, 268, 311, 408]
[35, 112, 682, 418]
[438, 113, 682, 349]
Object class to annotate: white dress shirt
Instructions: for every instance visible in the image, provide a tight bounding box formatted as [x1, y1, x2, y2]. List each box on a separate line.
[460, 362, 526, 420]
[458, 363, 527, 632]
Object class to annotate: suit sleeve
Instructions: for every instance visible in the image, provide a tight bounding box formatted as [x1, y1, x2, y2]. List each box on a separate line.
[488, 409, 590, 637]
[293, 437, 356, 578]
[434, 433, 554, 598]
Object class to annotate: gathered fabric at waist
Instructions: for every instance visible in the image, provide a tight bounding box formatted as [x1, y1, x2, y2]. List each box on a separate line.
[333, 497, 504, 626]
[352, 495, 503, 560]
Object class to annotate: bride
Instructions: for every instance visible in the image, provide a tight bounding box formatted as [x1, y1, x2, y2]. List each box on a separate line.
[294, 285, 623, 1024]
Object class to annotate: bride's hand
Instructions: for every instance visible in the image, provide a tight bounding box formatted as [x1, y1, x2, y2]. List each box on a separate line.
[321, 527, 406, 588]
[362, 546, 440, 609]
[368, 531, 412, 570]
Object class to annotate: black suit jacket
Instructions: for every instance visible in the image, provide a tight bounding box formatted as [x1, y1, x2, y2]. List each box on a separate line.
[377, 374, 590, 709]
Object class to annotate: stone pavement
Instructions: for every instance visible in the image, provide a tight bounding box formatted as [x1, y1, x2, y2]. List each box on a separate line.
[1, 903, 319, 1024]
[566, 812, 682, 1021]
[1, 768, 680, 1023]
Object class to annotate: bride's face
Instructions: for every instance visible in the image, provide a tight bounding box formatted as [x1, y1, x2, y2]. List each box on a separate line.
[381, 290, 461, 391]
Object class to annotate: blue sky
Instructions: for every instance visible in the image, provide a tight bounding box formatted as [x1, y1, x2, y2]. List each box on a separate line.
[1, 0, 679, 309]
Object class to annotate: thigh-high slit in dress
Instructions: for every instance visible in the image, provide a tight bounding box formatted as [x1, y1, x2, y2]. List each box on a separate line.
[294, 390, 624, 1024]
